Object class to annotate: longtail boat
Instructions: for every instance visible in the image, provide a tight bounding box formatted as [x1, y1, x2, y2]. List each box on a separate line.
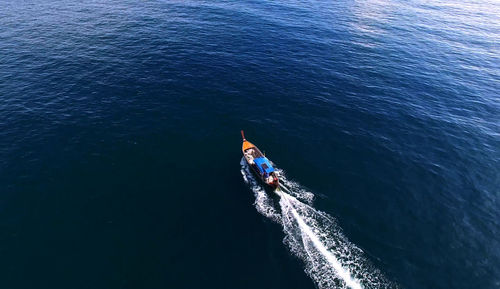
[241, 130, 279, 190]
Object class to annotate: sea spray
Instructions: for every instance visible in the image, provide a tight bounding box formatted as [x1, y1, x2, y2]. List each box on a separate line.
[275, 168, 315, 205]
[240, 157, 281, 223]
[240, 158, 396, 289]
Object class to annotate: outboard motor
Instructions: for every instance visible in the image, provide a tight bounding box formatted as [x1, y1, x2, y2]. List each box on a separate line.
[273, 175, 278, 185]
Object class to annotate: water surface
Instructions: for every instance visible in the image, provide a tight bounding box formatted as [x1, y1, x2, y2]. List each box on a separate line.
[1, 0, 499, 288]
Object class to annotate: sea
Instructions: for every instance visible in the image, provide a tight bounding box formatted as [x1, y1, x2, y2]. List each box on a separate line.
[0, 0, 499, 288]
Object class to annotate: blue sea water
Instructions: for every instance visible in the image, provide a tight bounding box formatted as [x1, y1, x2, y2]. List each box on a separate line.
[0, 0, 499, 288]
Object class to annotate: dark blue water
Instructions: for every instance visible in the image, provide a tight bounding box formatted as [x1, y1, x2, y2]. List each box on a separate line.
[1, 0, 499, 288]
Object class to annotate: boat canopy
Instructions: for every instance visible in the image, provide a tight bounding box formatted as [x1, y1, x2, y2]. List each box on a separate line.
[254, 157, 275, 174]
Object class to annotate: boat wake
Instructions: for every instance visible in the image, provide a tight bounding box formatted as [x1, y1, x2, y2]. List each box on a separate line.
[240, 158, 396, 289]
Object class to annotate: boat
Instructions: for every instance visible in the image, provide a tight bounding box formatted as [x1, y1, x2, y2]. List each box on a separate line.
[241, 130, 279, 190]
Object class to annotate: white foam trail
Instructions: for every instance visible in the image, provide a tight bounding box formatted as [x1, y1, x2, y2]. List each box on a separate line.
[275, 168, 315, 204]
[280, 192, 362, 289]
[240, 157, 396, 289]
[240, 157, 281, 223]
